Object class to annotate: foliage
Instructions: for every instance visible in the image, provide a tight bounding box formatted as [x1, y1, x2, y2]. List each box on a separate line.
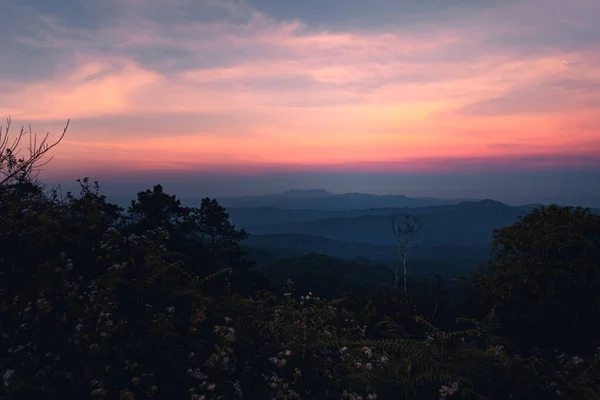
[472, 205, 600, 353]
[189, 197, 251, 273]
[127, 184, 191, 233]
[262, 253, 394, 298]
[2, 130, 600, 399]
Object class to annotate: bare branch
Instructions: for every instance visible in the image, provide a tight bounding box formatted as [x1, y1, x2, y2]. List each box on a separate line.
[0, 116, 69, 186]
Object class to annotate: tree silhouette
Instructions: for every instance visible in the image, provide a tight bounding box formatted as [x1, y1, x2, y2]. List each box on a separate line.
[472, 205, 600, 352]
[391, 214, 422, 297]
[128, 184, 191, 232]
[190, 197, 250, 272]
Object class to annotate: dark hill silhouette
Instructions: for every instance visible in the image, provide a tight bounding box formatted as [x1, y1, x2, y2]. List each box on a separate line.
[237, 200, 545, 247]
[234, 200, 598, 274]
[243, 233, 488, 273]
[262, 253, 394, 297]
[224, 200, 545, 227]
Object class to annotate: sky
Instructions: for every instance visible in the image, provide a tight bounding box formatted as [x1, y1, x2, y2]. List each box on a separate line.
[1, 0, 600, 205]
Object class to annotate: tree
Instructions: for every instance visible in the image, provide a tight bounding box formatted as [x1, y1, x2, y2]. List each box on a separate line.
[0, 116, 69, 186]
[57, 178, 125, 279]
[128, 184, 191, 232]
[189, 197, 250, 272]
[63, 178, 124, 229]
[0, 117, 69, 292]
[391, 214, 422, 297]
[472, 205, 600, 352]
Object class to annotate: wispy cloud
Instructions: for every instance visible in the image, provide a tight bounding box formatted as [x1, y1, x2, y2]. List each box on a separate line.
[1, 0, 599, 180]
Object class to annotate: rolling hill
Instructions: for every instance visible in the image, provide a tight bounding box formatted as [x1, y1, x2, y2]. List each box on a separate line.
[243, 233, 488, 268]
[234, 199, 600, 274]
[237, 200, 542, 247]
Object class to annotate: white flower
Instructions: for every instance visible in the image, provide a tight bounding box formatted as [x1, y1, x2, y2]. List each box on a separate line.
[3, 370, 15, 387]
[439, 382, 460, 397]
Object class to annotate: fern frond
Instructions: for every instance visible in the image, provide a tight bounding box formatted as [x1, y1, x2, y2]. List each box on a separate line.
[196, 268, 232, 285]
[415, 316, 440, 333]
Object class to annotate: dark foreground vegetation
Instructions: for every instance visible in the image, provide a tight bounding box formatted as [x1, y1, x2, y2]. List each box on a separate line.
[1, 121, 600, 399]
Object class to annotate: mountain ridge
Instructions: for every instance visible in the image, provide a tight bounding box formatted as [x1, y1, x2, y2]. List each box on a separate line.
[236, 201, 600, 247]
[215, 189, 477, 210]
[107, 189, 597, 211]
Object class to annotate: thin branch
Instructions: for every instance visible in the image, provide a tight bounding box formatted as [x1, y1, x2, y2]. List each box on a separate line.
[391, 214, 422, 297]
[0, 116, 69, 186]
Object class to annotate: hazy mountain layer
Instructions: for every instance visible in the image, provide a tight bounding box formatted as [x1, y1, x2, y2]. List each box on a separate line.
[217, 189, 475, 210]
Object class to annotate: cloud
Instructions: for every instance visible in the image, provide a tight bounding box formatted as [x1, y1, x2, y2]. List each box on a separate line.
[246, 0, 523, 30]
[0, 0, 599, 187]
[457, 72, 600, 116]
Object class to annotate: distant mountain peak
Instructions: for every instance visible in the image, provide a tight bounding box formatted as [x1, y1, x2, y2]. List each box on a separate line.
[280, 189, 333, 197]
[456, 199, 507, 208]
[339, 192, 408, 198]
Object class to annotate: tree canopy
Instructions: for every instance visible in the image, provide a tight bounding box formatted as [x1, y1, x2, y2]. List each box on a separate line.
[472, 205, 600, 352]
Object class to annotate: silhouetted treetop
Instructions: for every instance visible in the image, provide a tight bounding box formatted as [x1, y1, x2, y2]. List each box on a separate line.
[128, 184, 191, 230]
[473, 205, 600, 352]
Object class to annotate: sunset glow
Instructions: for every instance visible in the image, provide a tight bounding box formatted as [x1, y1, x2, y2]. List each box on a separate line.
[2, 0, 600, 200]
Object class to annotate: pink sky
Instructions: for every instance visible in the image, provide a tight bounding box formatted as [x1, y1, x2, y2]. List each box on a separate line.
[2, 0, 600, 187]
